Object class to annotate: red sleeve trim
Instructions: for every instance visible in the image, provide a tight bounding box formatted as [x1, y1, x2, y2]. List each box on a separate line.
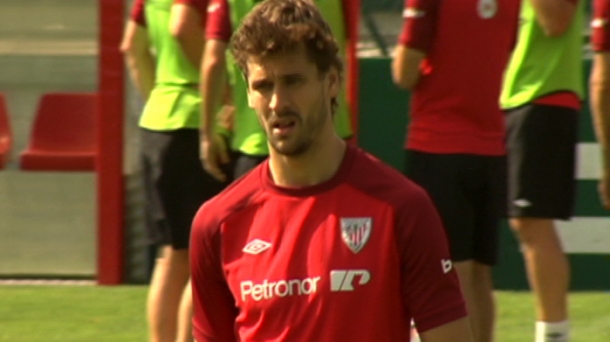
[206, 0, 232, 42]
[130, 0, 146, 26]
[592, 0, 610, 52]
[397, 0, 440, 53]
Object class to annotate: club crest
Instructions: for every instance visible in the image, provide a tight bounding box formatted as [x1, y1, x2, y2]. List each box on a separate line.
[477, 0, 498, 19]
[340, 218, 372, 253]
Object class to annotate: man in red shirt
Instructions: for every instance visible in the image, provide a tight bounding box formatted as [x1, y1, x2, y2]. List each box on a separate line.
[591, 0, 610, 209]
[392, 1, 520, 341]
[190, 1, 472, 341]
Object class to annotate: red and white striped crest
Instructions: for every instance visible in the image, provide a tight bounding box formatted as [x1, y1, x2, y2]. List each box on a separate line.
[340, 218, 372, 254]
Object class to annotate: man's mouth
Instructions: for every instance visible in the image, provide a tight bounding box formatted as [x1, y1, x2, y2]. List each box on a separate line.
[271, 118, 297, 136]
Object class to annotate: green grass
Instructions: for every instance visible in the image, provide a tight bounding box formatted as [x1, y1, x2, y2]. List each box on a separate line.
[496, 291, 610, 342]
[0, 285, 147, 342]
[0, 287, 608, 341]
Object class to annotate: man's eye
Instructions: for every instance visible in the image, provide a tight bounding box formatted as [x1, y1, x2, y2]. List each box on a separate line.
[254, 82, 273, 92]
[286, 77, 303, 86]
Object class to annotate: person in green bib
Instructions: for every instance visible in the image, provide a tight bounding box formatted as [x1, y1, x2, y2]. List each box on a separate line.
[121, 0, 227, 341]
[201, 0, 357, 182]
[500, 1, 584, 341]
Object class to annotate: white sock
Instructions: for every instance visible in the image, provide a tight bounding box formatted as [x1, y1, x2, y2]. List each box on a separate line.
[535, 320, 569, 342]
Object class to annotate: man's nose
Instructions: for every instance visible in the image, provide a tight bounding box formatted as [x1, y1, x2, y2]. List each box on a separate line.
[269, 85, 289, 112]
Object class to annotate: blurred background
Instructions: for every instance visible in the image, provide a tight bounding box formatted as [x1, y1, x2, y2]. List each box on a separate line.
[0, 0, 606, 290]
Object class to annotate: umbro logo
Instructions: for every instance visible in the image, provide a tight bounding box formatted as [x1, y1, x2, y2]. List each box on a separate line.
[242, 239, 272, 255]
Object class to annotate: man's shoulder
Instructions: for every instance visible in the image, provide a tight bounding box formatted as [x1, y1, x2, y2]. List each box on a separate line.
[194, 164, 265, 233]
[349, 147, 428, 206]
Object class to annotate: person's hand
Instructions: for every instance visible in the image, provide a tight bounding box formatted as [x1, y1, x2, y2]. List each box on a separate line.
[200, 132, 230, 182]
[599, 171, 610, 209]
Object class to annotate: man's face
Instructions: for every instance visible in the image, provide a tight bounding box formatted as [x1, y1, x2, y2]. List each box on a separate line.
[246, 46, 338, 156]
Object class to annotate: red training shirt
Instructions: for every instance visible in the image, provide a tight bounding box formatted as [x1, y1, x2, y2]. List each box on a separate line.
[398, 0, 520, 155]
[190, 145, 467, 341]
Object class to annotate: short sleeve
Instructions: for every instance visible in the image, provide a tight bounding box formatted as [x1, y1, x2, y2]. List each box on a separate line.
[205, 0, 232, 42]
[190, 203, 239, 342]
[592, 0, 610, 52]
[395, 186, 467, 333]
[397, 0, 440, 53]
[130, 0, 146, 26]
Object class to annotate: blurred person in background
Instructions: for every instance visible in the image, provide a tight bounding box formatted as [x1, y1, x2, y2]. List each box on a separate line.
[392, 0, 520, 341]
[121, 0, 227, 340]
[500, 1, 585, 341]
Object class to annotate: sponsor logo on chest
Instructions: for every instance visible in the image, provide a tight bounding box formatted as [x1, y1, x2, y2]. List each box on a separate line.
[240, 269, 371, 301]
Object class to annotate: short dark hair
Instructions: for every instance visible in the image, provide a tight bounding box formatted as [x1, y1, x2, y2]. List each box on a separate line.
[230, 0, 343, 110]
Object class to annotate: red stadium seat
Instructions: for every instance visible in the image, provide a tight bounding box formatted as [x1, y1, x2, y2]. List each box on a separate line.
[20, 93, 97, 171]
[0, 93, 12, 169]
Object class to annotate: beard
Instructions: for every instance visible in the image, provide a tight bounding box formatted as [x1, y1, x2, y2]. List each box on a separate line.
[268, 99, 328, 157]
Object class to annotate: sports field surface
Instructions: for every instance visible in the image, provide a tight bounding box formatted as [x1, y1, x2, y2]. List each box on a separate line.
[0, 286, 608, 341]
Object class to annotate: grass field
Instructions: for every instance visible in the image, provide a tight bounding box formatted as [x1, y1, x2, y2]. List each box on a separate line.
[0, 286, 608, 341]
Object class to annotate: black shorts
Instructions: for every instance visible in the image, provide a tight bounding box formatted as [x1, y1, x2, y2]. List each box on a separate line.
[405, 151, 507, 265]
[230, 151, 267, 180]
[141, 128, 227, 250]
[506, 104, 578, 219]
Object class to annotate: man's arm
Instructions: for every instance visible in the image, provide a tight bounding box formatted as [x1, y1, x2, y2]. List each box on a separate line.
[200, 39, 230, 181]
[391, 0, 438, 90]
[397, 184, 471, 341]
[392, 46, 426, 90]
[199, 0, 232, 181]
[590, 52, 610, 208]
[419, 317, 473, 342]
[590, 0, 610, 208]
[190, 204, 239, 342]
[170, 1, 206, 69]
[120, 20, 155, 100]
[529, 0, 578, 37]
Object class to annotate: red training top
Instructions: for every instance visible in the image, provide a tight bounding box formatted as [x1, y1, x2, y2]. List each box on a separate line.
[190, 145, 467, 341]
[398, 0, 520, 155]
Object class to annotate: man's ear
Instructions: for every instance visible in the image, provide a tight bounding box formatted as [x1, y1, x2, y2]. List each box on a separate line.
[327, 68, 340, 99]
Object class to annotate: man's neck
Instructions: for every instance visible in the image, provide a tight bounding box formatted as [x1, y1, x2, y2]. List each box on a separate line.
[268, 135, 347, 188]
